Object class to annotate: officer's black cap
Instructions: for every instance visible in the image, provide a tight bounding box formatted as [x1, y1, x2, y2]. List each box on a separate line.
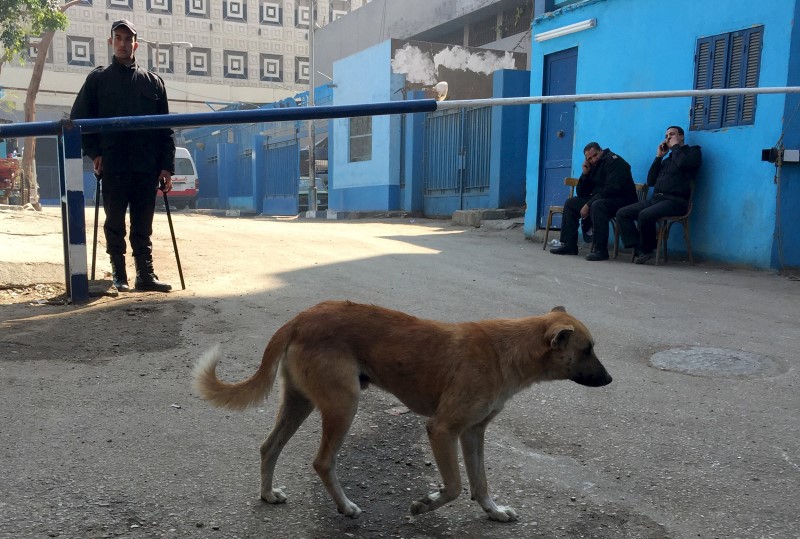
[111, 19, 137, 36]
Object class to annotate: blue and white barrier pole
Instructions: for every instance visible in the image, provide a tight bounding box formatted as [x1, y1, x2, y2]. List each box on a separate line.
[60, 125, 89, 303]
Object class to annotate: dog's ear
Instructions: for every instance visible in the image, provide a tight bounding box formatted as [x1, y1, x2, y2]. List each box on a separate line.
[551, 306, 567, 313]
[546, 324, 574, 349]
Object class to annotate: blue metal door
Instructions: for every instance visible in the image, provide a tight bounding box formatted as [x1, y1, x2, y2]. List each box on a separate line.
[538, 48, 577, 228]
[423, 106, 491, 216]
[262, 140, 300, 215]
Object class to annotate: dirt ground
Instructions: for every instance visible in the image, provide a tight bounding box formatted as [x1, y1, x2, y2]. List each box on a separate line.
[2, 205, 798, 539]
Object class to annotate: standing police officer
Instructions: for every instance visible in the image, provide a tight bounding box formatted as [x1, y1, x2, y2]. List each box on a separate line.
[71, 19, 174, 292]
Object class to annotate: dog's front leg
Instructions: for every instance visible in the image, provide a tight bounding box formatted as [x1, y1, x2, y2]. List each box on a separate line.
[460, 422, 518, 522]
[410, 419, 462, 516]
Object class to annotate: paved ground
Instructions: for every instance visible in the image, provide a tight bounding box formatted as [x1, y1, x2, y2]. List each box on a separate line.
[1, 206, 798, 538]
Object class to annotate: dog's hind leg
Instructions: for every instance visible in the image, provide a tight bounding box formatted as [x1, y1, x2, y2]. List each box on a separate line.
[311, 373, 362, 518]
[260, 385, 314, 504]
[460, 418, 518, 522]
[409, 418, 462, 516]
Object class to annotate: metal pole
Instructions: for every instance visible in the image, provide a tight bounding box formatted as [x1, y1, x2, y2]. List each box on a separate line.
[91, 173, 101, 280]
[436, 86, 800, 109]
[307, 1, 318, 213]
[161, 183, 186, 290]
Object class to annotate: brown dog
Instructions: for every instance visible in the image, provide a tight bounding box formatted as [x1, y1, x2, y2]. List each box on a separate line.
[193, 300, 612, 522]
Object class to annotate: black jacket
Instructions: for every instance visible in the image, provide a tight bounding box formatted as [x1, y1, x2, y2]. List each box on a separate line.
[70, 56, 175, 177]
[647, 144, 702, 201]
[576, 149, 636, 205]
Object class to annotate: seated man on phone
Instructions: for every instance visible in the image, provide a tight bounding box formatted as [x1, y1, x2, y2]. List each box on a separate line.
[550, 142, 637, 261]
[615, 125, 702, 264]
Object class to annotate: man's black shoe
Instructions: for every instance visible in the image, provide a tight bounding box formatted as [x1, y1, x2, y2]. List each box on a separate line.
[634, 251, 655, 265]
[134, 255, 173, 292]
[110, 254, 131, 292]
[550, 244, 579, 255]
[585, 251, 609, 261]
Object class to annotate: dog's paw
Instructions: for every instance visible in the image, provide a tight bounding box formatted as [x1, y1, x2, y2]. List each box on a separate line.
[337, 501, 362, 519]
[261, 488, 288, 504]
[486, 505, 518, 522]
[409, 493, 438, 516]
[409, 500, 431, 516]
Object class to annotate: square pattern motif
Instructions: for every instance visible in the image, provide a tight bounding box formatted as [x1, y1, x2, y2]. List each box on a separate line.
[28, 40, 52, 63]
[224, 50, 248, 79]
[224, 0, 247, 21]
[108, 0, 133, 8]
[67, 36, 94, 67]
[187, 49, 210, 76]
[261, 1, 282, 25]
[147, 0, 172, 13]
[295, 56, 309, 83]
[150, 46, 172, 73]
[260, 53, 283, 81]
[186, 0, 209, 17]
[296, 5, 310, 28]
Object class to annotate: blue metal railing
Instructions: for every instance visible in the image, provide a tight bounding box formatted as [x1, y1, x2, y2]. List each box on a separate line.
[0, 99, 439, 304]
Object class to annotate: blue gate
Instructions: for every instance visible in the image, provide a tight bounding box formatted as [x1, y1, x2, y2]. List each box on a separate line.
[423, 106, 492, 217]
[262, 139, 300, 216]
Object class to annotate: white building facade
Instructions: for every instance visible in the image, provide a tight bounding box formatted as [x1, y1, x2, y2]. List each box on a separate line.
[0, 0, 370, 122]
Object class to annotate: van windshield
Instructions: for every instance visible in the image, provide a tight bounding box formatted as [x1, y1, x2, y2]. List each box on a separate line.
[174, 157, 195, 175]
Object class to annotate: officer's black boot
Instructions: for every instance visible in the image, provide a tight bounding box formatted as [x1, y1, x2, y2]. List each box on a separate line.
[109, 254, 131, 292]
[134, 254, 172, 292]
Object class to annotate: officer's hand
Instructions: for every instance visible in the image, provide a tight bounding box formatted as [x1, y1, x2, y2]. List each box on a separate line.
[93, 156, 104, 176]
[158, 170, 173, 193]
[580, 204, 589, 219]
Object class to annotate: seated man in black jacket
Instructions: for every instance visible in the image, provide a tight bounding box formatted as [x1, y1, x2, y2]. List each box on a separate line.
[551, 142, 637, 261]
[616, 126, 702, 264]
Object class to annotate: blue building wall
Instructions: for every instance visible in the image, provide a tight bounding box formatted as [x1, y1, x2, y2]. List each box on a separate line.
[491, 70, 530, 208]
[774, 3, 800, 268]
[525, 0, 800, 269]
[330, 41, 403, 211]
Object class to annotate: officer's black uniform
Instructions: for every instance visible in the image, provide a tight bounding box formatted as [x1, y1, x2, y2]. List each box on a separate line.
[616, 144, 702, 256]
[71, 53, 175, 291]
[553, 149, 637, 256]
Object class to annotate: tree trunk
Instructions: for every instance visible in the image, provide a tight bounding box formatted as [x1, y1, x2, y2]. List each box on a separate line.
[20, 28, 54, 210]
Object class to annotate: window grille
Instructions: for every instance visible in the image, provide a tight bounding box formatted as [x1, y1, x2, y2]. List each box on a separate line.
[349, 116, 372, 162]
[468, 16, 497, 47]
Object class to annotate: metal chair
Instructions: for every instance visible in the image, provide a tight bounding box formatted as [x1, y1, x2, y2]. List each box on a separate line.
[613, 183, 649, 259]
[542, 177, 579, 250]
[655, 181, 696, 265]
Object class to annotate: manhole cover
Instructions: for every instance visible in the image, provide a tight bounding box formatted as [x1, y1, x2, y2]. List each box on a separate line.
[649, 347, 783, 377]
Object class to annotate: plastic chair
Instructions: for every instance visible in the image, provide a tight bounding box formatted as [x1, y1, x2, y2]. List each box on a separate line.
[655, 182, 696, 265]
[613, 183, 649, 259]
[542, 177, 580, 250]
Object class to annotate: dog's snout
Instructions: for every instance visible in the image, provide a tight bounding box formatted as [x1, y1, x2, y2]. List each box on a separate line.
[571, 362, 613, 387]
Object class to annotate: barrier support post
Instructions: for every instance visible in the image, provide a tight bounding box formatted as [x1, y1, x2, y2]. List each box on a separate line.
[60, 124, 89, 303]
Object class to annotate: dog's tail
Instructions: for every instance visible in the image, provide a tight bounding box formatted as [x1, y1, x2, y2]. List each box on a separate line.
[192, 326, 290, 410]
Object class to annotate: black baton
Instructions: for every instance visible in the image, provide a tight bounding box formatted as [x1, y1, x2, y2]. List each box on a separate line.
[160, 180, 186, 290]
[91, 172, 101, 280]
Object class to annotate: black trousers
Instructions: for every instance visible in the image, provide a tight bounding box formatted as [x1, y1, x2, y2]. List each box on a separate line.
[616, 197, 689, 254]
[102, 171, 159, 257]
[559, 196, 635, 252]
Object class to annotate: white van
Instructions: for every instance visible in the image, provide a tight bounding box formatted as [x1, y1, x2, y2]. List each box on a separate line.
[158, 147, 199, 209]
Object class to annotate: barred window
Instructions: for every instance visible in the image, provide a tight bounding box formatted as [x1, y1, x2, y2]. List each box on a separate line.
[468, 16, 497, 47]
[349, 116, 372, 162]
[691, 26, 763, 131]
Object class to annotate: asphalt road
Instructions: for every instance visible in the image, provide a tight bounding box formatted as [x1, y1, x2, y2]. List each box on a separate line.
[1, 207, 798, 538]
